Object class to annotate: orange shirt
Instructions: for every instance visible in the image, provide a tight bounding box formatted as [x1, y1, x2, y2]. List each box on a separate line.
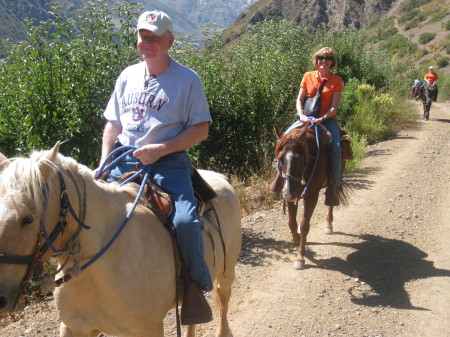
[301, 71, 343, 117]
[424, 71, 439, 83]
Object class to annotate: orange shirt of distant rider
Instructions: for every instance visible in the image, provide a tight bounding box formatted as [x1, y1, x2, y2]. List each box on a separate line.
[424, 71, 439, 83]
[300, 71, 344, 118]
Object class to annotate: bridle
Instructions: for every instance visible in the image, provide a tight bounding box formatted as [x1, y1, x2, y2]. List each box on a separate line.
[0, 168, 89, 311]
[279, 123, 320, 198]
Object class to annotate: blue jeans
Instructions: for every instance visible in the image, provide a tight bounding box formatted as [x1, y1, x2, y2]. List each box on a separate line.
[283, 117, 341, 187]
[322, 118, 341, 187]
[107, 152, 213, 292]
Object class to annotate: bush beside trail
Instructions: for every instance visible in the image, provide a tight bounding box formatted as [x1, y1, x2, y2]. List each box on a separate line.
[0, 0, 417, 179]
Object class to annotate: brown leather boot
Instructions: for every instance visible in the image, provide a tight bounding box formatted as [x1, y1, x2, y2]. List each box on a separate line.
[180, 282, 213, 325]
[325, 186, 340, 206]
[269, 171, 284, 193]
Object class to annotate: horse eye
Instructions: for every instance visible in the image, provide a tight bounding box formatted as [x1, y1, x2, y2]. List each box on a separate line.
[21, 216, 34, 227]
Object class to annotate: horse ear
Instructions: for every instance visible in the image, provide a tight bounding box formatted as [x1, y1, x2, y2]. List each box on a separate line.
[38, 142, 61, 181]
[273, 125, 284, 139]
[0, 152, 9, 172]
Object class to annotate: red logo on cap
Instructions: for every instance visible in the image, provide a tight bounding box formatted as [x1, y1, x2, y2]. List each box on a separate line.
[146, 14, 157, 23]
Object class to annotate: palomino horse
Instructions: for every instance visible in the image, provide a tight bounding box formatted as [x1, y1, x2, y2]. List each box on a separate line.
[420, 82, 437, 120]
[274, 123, 347, 270]
[0, 143, 241, 337]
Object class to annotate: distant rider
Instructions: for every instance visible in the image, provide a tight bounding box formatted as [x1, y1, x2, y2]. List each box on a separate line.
[417, 66, 439, 101]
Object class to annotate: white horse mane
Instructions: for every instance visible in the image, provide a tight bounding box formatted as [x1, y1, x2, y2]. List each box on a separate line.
[0, 156, 46, 214]
[0, 149, 141, 216]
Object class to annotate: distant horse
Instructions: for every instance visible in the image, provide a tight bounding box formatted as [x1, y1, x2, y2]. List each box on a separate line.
[0, 143, 241, 337]
[274, 123, 347, 270]
[420, 82, 437, 120]
[411, 82, 421, 99]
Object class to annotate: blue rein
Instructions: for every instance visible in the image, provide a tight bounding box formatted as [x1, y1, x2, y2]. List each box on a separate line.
[80, 146, 150, 271]
[301, 118, 320, 198]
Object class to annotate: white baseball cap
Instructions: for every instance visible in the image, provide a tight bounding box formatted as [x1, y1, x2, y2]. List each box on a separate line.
[429, 66, 434, 70]
[136, 11, 173, 35]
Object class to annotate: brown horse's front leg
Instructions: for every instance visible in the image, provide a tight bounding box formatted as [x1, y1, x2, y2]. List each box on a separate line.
[293, 192, 319, 270]
[287, 201, 300, 243]
[324, 206, 334, 234]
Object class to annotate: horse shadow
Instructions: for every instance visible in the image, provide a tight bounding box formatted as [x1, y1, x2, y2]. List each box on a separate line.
[238, 227, 295, 266]
[306, 232, 450, 310]
[436, 118, 450, 124]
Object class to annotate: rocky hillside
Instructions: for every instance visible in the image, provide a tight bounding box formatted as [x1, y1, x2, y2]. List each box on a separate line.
[0, 0, 257, 41]
[225, 0, 397, 40]
[224, 0, 450, 74]
[1, 0, 449, 74]
[0, 0, 258, 57]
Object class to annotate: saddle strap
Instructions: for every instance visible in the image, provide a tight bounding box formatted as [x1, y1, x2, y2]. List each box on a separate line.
[209, 201, 228, 273]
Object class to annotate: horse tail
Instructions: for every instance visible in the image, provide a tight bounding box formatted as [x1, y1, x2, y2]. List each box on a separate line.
[336, 180, 351, 207]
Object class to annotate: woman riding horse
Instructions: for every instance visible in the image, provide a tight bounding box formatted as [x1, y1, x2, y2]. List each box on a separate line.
[271, 47, 344, 206]
[270, 47, 349, 269]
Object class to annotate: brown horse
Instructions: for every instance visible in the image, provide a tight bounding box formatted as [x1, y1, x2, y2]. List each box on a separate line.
[274, 123, 347, 269]
[420, 82, 437, 120]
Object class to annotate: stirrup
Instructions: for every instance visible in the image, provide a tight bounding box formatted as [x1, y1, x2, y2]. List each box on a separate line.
[180, 282, 213, 325]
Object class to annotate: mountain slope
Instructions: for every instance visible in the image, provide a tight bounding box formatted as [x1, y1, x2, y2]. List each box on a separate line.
[223, 0, 450, 74]
[225, 0, 397, 39]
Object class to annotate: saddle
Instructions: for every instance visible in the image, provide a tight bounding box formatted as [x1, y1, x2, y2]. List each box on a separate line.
[303, 123, 353, 160]
[116, 168, 217, 218]
[116, 168, 216, 326]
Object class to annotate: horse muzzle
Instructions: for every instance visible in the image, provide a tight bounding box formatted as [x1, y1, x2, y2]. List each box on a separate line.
[0, 285, 22, 315]
[283, 184, 302, 202]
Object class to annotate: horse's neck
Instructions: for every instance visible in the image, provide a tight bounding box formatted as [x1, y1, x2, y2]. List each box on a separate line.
[63, 177, 146, 254]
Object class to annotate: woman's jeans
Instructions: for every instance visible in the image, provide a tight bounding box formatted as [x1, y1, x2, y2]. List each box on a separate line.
[322, 117, 342, 187]
[107, 152, 213, 292]
[284, 117, 341, 187]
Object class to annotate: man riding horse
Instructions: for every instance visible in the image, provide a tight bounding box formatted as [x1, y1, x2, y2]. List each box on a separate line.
[417, 66, 439, 101]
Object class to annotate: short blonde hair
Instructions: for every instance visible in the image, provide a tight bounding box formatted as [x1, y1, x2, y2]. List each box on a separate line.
[313, 47, 338, 70]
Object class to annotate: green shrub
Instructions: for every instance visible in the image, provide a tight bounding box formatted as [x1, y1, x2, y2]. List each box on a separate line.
[384, 34, 417, 56]
[399, 9, 420, 25]
[404, 18, 421, 30]
[343, 132, 367, 172]
[0, 0, 141, 164]
[428, 9, 448, 24]
[437, 74, 450, 102]
[345, 85, 415, 144]
[436, 56, 449, 68]
[0, 12, 418, 177]
[401, 0, 431, 12]
[413, 48, 429, 60]
[446, 20, 450, 30]
[419, 32, 436, 44]
[376, 26, 398, 40]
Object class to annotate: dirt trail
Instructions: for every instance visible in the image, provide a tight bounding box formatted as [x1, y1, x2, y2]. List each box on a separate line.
[1, 101, 450, 337]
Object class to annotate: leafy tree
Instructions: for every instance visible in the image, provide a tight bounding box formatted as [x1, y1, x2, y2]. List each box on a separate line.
[0, 0, 141, 166]
[0, 9, 416, 177]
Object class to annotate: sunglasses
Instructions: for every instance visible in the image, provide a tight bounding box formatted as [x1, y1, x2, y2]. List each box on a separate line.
[317, 56, 333, 61]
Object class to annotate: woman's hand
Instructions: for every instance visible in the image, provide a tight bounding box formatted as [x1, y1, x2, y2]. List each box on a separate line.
[311, 117, 325, 124]
[297, 113, 309, 122]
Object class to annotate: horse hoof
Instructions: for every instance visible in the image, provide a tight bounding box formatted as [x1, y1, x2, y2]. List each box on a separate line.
[293, 260, 305, 270]
[324, 226, 333, 235]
